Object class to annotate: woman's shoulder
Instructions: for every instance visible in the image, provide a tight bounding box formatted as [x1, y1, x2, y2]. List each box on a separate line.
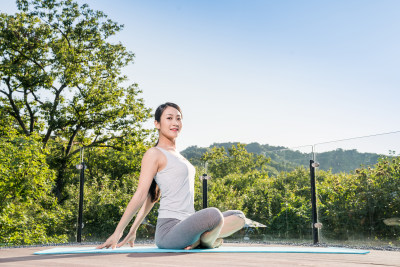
[142, 147, 165, 162]
[144, 146, 162, 156]
[142, 147, 167, 172]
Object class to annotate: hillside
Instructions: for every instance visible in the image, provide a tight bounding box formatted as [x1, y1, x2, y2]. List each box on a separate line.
[181, 142, 381, 174]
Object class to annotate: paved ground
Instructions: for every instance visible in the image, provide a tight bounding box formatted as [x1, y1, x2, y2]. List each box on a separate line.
[1, 244, 400, 267]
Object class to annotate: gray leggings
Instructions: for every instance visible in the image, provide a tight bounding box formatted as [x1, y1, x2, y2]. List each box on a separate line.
[155, 207, 245, 249]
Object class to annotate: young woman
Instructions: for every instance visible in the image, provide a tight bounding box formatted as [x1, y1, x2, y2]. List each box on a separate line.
[97, 102, 245, 250]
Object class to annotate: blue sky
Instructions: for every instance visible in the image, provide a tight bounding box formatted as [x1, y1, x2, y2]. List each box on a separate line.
[2, 0, 400, 153]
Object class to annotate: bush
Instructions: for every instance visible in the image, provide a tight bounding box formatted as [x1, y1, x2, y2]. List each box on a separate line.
[0, 135, 69, 245]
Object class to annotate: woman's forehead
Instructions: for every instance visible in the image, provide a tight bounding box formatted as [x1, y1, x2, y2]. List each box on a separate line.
[163, 106, 182, 116]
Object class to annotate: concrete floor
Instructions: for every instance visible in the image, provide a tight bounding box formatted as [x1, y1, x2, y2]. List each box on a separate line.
[1, 244, 400, 267]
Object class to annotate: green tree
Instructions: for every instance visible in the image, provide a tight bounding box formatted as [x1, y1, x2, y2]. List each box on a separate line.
[200, 144, 273, 226]
[201, 143, 270, 178]
[0, 132, 70, 245]
[61, 144, 154, 241]
[317, 156, 400, 241]
[0, 0, 153, 202]
[266, 167, 311, 239]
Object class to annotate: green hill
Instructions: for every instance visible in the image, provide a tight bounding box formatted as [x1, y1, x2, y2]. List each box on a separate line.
[181, 142, 381, 174]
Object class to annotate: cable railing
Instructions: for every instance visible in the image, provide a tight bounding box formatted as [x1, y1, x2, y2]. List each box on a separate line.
[1, 131, 399, 248]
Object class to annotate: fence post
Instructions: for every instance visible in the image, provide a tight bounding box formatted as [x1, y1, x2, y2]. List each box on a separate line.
[200, 162, 210, 209]
[77, 148, 85, 242]
[310, 159, 319, 244]
[202, 176, 208, 209]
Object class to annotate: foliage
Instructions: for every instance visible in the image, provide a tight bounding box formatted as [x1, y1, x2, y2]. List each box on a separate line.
[0, 0, 154, 202]
[0, 0, 154, 245]
[182, 142, 383, 174]
[1, 133, 399, 245]
[1, 0, 398, 247]
[64, 174, 134, 240]
[62, 144, 154, 241]
[196, 144, 309, 238]
[316, 149, 380, 173]
[0, 133, 70, 245]
[189, 143, 399, 242]
[317, 156, 400, 240]
[201, 143, 270, 178]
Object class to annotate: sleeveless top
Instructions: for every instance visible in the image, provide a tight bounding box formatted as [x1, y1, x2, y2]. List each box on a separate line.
[154, 147, 196, 220]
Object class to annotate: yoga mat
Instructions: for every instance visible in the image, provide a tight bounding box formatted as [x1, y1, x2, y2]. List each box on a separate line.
[34, 246, 370, 255]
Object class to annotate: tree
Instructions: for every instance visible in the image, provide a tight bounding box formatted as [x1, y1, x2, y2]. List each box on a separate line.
[0, 0, 153, 202]
[201, 143, 270, 178]
[317, 156, 400, 240]
[0, 132, 70, 245]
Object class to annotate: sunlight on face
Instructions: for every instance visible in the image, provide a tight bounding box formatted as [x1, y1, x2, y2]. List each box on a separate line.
[155, 106, 182, 138]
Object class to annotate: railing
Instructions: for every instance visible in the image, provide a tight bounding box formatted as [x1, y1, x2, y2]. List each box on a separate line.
[260, 145, 314, 243]
[235, 131, 400, 247]
[314, 132, 400, 247]
[1, 131, 399, 247]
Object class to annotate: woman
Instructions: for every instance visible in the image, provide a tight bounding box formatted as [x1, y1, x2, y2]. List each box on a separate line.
[97, 102, 245, 250]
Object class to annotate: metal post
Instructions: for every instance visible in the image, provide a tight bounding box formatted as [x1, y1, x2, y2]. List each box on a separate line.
[200, 162, 210, 209]
[310, 159, 319, 244]
[202, 176, 208, 209]
[77, 148, 85, 242]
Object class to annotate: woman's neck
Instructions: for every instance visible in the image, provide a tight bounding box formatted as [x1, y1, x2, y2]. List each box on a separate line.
[157, 136, 177, 151]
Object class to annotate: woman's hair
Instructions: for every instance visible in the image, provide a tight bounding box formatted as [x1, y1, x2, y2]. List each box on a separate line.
[149, 102, 182, 203]
[154, 102, 182, 123]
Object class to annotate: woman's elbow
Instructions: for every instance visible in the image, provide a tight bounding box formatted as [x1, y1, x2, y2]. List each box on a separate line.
[132, 189, 149, 204]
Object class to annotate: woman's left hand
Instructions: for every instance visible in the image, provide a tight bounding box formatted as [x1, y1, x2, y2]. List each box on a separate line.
[117, 231, 137, 247]
[96, 232, 122, 249]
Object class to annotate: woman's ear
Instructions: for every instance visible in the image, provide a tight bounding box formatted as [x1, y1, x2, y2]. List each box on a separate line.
[154, 120, 160, 130]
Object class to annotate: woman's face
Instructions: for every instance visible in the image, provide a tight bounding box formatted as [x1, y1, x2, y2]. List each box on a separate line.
[155, 106, 182, 139]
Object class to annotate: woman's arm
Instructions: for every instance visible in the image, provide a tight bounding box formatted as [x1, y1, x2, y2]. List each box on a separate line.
[116, 194, 157, 247]
[129, 194, 157, 233]
[96, 148, 160, 249]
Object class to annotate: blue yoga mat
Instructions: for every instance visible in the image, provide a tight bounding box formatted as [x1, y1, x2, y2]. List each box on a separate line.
[34, 246, 369, 255]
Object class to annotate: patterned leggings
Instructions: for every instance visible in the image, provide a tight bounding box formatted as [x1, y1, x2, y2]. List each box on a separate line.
[155, 207, 246, 249]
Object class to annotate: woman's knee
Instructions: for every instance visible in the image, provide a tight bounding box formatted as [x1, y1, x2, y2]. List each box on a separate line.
[234, 210, 246, 220]
[205, 207, 224, 227]
[223, 210, 246, 220]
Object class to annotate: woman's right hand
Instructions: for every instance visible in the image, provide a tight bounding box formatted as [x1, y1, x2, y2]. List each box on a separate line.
[96, 232, 122, 249]
[117, 230, 137, 247]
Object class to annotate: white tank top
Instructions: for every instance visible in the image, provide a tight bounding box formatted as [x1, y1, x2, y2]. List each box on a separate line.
[154, 147, 196, 220]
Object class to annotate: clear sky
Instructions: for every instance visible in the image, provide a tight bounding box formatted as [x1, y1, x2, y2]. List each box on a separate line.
[2, 0, 400, 153]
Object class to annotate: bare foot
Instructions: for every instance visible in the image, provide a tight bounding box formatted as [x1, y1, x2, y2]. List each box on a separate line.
[212, 238, 223, 248]
[184, 238, 200, 250]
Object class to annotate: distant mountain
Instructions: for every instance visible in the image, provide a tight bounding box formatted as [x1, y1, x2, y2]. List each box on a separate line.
[181, 142, 382, 174]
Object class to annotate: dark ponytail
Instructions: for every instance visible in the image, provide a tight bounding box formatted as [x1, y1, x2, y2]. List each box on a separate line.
[149, 179, 160, 203]
[149, 102, 182, 203]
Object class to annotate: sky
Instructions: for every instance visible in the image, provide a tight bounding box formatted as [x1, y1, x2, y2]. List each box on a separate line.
[2, 0, 400, 153]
